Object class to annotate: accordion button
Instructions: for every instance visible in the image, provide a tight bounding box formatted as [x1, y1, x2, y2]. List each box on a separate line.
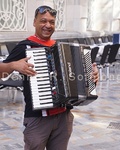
[47, 54, 52, 60]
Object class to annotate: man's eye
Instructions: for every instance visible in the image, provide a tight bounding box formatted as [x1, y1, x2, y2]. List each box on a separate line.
[40, 20, 55, 25]
[40, 20, 47, 24]
[50, 21, 55, 25]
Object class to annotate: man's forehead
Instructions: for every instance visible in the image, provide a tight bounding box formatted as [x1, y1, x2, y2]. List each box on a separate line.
[36, 12, 56, 20]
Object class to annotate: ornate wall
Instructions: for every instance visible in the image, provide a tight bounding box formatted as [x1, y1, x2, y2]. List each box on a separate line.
[0, 0, 120, 41]
[0, 0, 27, 31]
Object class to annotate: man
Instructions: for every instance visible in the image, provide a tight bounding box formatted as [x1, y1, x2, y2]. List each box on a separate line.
[2, 5, 99, 150]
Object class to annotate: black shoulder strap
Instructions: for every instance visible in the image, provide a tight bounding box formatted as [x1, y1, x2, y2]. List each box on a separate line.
[17, 39, 44, 47]
[18, 39, 57, 48]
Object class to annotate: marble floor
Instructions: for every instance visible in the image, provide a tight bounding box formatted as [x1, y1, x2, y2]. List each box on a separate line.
[0, 66, 120, 150]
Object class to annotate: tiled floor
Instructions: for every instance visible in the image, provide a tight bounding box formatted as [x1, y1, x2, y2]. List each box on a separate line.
[0, 67, 120, 150]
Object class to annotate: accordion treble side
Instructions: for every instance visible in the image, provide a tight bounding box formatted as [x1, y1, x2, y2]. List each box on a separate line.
[26, 42, 98, 110]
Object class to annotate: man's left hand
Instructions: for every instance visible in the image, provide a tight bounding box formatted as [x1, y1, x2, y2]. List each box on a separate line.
[91, 62, 99, 85]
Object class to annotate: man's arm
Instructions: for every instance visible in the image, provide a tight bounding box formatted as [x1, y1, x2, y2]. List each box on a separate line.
[0, 57, 36, 78]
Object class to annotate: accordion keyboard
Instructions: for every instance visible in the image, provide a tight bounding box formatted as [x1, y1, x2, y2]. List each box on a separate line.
[26, 48, 54, 110]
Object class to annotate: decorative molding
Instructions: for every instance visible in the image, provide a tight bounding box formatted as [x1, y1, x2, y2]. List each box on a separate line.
[87, 0, 95, 30]
[53, 0, 66, 30]
[0, 0, 27, 31]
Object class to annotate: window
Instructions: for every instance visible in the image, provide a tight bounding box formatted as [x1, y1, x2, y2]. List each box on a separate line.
[0, 0, 27, 31]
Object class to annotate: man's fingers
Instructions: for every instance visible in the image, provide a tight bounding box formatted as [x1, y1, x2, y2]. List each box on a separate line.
[90, 63, 99, 84]
[27, 63, 34, 68]
[92, 62, 97, 68]
[24, 71, 36, 76]
[23, 68, 36, 76]
[21, 57, 34, 68]
[23, 57, 31, 62]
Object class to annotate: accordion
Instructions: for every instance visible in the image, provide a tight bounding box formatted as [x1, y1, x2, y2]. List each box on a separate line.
[26, 42, 98, 110]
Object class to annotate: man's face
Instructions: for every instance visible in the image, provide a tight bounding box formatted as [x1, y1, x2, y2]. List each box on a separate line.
[33, 12, 56, 41]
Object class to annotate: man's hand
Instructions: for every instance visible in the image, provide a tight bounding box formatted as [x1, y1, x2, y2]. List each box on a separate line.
[91, 62, 99, 85]
[12, 57, 36, 76]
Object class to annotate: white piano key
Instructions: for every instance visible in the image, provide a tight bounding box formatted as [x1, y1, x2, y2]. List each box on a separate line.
[38, 84, 51, 88]
[33, 52, 46, 55]
[36, 66, 48, 70]
[32, 92, 51, 100]
[33, 99, 53, 104]
[35, 55, 46, 59]
[31, 89, 51, 93]
[33, 55, 46, 58]
[31, 95, 39, 101]
[31, 77, 45, 81]
[39, 95, 52, 99]
[33, 101, 52, 105]
[39, 91, 52, 96]
[34, 59, 47, 63]
[36, 70, 48, 73]
[36, 71, 50, 77]
[36, 77, 49, 80]
[38, 87, 51, 92]
[33, 103, 53, 109]
[28, 52, 46, 57]
[32, 96, 52, 101]
[39, 94, 52, 98]
[31, 91, 40, 95]
[34, 49, 46, 52]
[36, 73, 49, 77]
[32, 81, 50, 85]
[30, 82, 38, 88]
[34, 63, 47, 67]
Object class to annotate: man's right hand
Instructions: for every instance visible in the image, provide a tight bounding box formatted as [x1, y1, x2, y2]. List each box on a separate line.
[12, 57, 37, 76]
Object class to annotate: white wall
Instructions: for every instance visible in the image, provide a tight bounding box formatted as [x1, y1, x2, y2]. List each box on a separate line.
[66, 0, 88, 32]
[1, 0, 120, 42]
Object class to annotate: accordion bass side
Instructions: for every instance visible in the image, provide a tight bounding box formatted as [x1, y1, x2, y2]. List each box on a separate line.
[53, 42, 98, 107]
[26, 42, 98, 110]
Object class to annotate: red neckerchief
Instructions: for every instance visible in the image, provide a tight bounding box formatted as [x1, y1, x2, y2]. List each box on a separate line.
[27, 35, 56, 46]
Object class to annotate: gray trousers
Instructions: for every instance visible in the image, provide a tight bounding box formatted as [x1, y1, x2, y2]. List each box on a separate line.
[23, 110, 74, 150]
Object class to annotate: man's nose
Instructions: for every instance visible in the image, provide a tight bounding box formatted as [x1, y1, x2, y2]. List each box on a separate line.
[45, 21, 52, 27]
